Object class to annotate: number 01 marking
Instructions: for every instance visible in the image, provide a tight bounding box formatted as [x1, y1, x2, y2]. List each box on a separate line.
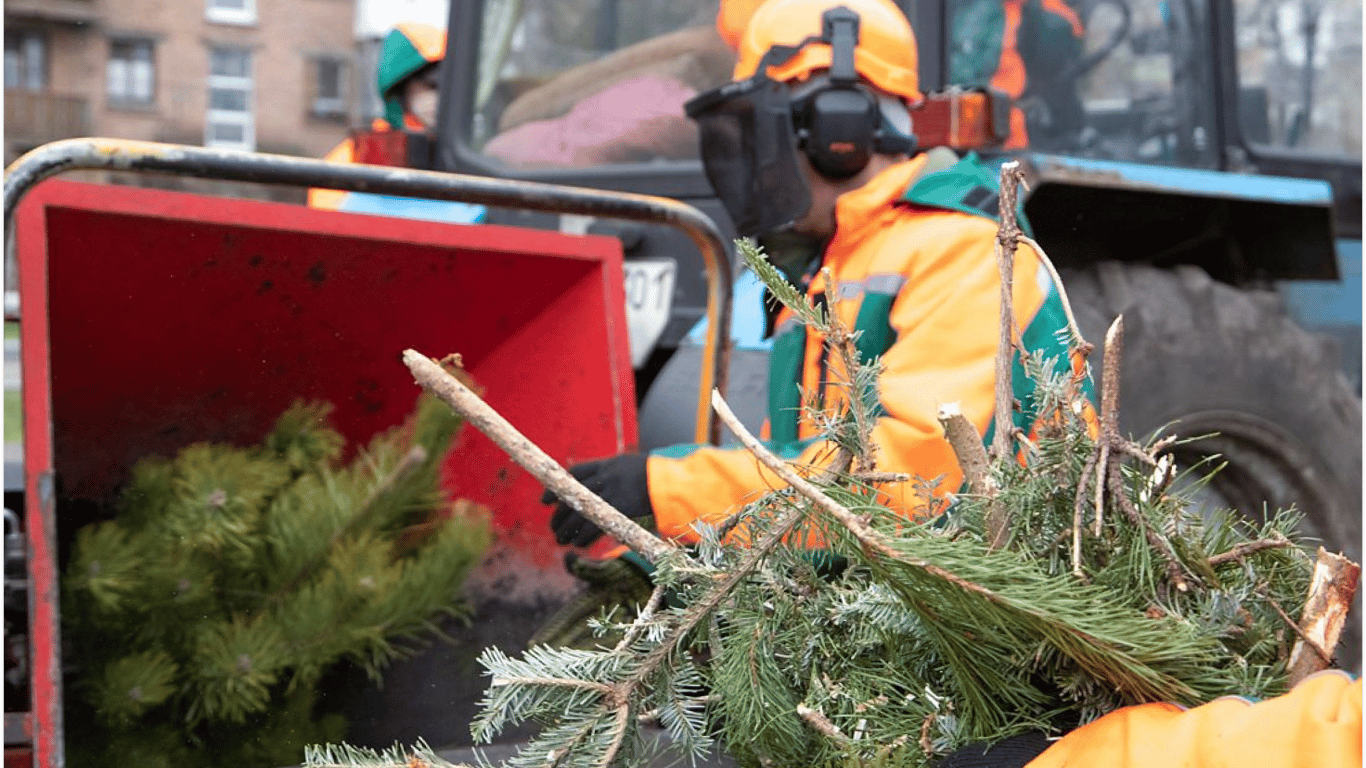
[625, 262, 674, 311]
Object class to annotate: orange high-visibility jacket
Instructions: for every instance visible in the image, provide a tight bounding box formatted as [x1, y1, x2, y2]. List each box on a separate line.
[1026, 671, 1362, 768]
[646, 152, 1091, 544]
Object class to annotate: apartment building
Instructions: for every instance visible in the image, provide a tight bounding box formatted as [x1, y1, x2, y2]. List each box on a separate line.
[3, 0, 361, 175]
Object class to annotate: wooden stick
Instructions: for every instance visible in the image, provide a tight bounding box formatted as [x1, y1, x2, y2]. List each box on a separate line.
[938, 403, 1009, 550]
[403, 349, 674, 563]
[1207, 536, 1292, 566]
[797, 705, 851, 744]
[1288, 547, 1361, 684]
[991, 161, 1025, 463]
[938, 403, 992, 495]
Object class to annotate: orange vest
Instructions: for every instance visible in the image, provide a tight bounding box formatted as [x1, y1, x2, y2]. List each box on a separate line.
[646, 155, 1091, 544]
[1027, 672, 1362, 768]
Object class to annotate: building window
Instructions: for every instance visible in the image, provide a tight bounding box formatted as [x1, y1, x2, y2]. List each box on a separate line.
[309, 56, 350, 120]
[107, 39, 155, 107]
[206, 46, 253, 150]
[4, 30, 48, 92]
[206, 0, 256, 25]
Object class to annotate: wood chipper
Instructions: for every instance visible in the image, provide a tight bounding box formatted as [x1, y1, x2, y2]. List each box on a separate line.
[1, 138, 733, 766]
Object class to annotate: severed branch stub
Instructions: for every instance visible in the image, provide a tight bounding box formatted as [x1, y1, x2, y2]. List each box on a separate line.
[402, 349, 674, 564]
[1287, 547, 1361, 685]
[938, 403, 1009, 551]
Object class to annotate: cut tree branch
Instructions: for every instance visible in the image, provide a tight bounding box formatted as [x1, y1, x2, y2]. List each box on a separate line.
[403, 349, 674, 563]
[1207, 536, 1292, 566]
[797, 705, 851, 744]
[991, 160, 1025, 463]
[1288, 547, 1361, 684]
[938, 403, 1009, 551]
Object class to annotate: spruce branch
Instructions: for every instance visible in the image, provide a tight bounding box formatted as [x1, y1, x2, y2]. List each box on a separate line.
[304, 739, 470, 768]
[819, 266, 880, 473]
[403, 349, 674, 564]
[710, 390, 894, 560]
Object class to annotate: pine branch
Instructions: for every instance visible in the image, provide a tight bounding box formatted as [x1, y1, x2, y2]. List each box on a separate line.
[273, 445, 429, 601]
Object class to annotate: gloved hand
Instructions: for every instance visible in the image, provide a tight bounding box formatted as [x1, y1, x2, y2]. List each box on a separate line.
[527, 549, 656, 649]
[541, 454, 652, 547]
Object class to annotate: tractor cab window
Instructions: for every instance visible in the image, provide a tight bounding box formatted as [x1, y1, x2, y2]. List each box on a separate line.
[1232, 0, 1362, 158]
[473, 0, 732, 169]
[950, 0, 1220, 167]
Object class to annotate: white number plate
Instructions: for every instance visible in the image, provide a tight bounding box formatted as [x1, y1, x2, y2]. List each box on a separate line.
[622, 259, 676, 369]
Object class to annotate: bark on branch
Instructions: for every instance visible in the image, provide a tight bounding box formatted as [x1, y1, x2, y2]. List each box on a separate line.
[938, 403, 1009, 550]
[1288, 547, 1361, 685]
[991, 160, 1025, 464]
[402, 349, 674, 563]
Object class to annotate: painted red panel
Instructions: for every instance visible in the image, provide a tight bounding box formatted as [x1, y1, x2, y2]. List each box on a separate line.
[25, 177, 636, 540]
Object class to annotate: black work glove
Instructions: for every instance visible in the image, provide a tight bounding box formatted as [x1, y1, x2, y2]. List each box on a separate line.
[527, 550, 656, 649]
[936, 732, 1053, 768]
[541, 454, 652, 547]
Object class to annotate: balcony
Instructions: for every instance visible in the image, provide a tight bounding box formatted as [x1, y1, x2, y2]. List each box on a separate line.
[4, 90, 91, 150]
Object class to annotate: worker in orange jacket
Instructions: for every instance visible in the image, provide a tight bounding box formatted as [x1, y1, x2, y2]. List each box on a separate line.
[543, 0, 1089, 551]
[307, 22, 445, 210]
[949, 0, 1087, 148]
[537, 4, 1364, 764]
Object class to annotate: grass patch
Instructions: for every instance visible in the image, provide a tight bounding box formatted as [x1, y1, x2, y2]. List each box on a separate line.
[4, 321, 17, 443]
[4, 388, 19, 444]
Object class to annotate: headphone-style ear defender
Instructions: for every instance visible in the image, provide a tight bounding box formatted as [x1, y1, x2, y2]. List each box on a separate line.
[793, 7, 916, 180]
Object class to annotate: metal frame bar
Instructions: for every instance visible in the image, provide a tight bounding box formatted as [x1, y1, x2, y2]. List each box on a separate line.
[3, 137, 733, 768]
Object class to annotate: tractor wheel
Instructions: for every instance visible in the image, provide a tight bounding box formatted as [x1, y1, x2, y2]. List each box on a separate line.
[1062, 261, 1362, 670]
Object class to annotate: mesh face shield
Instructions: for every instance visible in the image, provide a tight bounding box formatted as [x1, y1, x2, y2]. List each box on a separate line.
[685, 75, 812, 238]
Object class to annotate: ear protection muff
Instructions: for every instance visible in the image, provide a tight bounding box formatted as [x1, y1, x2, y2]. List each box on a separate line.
[793, 7, 916, 180]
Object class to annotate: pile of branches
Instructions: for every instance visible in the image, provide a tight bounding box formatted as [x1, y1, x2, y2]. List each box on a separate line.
[309, 164, 1356, 768]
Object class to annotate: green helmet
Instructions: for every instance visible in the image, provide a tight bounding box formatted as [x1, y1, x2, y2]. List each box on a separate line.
[376, 22, 445, 129]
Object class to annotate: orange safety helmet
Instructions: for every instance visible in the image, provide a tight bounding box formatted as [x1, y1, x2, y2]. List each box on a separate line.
[716, 0, 769, 50]
[733, 0, 922, 103]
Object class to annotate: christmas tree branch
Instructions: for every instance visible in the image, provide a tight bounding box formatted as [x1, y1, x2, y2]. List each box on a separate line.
[710, 390, 896, 561]
[274, 444, 429, 600]
[713, 389, 1031, 604]
[819, 268, 879, 472]
[403, 349, 674, 564]
[489, 676, 615, 693]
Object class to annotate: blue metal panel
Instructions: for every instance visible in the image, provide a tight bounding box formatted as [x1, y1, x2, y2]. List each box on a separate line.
[1026, 153, 1335, 206]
